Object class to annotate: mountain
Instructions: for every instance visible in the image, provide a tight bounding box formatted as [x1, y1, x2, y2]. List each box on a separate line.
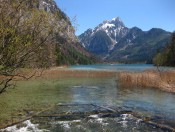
[37, 0, 96, 65]
[79, 17, 171, 63]
[79, 17, 129, 54]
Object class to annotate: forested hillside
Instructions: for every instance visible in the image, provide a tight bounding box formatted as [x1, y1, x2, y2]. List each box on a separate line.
[153, 32, 175, 66]
[0, 0, 96, 93]
[0, 0, 95, 68]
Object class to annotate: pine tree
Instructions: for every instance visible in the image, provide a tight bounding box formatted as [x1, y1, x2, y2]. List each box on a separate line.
[153, 32, 175, 66]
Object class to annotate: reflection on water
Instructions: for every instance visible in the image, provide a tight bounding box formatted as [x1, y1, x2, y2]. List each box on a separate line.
[2, 77, 175, 131]
[70, 79, 118, 105]
[57, 78, 175, 120]
[53, 77, 175, 130]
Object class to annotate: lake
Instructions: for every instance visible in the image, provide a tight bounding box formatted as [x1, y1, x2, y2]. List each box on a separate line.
[70, 64, 155, 71]
[1, 64, 175, 132]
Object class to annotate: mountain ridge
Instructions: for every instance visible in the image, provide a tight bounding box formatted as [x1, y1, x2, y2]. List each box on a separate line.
[79, 17, 171, 63]
[37, 0, 97, 65]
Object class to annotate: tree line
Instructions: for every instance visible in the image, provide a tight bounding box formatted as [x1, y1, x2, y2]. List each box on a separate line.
[153, 32, 175, 66]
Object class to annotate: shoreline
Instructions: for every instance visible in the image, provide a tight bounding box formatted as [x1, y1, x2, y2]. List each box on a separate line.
[3, 66, 175, 93]
[1, 66, 175, 93]
[51, 67, 175, 93]
[43, 68, 175, 94]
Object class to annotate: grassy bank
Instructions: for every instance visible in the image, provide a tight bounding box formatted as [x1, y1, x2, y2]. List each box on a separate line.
[118, 70, 175, 93]
[0, 68, 116, 128]
[0, 78, 64, 128]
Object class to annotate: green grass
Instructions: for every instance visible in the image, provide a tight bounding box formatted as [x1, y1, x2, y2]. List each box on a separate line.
[0, 78, 76, 127]
[0, 77, 109, 128]
[0, 79, 56, 127]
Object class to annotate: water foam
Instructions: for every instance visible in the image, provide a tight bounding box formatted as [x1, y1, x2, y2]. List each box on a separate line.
[1, 120, 48, 132]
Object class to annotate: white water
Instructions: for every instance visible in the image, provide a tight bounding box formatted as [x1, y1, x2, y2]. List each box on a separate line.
[1, 120, 48, 132]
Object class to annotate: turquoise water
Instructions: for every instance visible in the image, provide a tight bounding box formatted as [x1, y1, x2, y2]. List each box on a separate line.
[70, 64, 155, 71]
[3, 77, 175, 132]
[2, 64, 175, 132]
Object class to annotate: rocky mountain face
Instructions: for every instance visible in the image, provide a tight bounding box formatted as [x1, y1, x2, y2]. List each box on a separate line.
[79, 17, 129, 54]
[37, 0, 96, 65]
[79, 17, 171, 63]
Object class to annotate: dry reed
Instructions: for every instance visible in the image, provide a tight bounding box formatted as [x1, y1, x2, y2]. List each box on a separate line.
[118, 70, 175, 93]
[5, 67, 117, 81]
[42, 68, 117, 79]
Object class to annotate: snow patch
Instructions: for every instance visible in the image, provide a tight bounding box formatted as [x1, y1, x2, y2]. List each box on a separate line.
[102, 54, 110, 60]
[102, 23, 115, 29]
[112, 18, 116, 21]
[109, 44, 116, 51]
[112, 17, 121, 22]
[133, 34, 136, 39]
[82, 43, 86, 48]
[119, 43, 133, 51]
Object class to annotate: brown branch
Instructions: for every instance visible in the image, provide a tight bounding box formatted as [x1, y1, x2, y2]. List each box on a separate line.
[0, 76, 14, 94]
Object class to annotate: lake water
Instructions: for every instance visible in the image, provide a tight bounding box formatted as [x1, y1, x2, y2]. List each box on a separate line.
[70, 64, 155, 71]
[1, 64, 175, 132]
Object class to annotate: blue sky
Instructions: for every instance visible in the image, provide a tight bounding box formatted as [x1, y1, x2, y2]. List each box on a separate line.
[55, 0, 175, 35]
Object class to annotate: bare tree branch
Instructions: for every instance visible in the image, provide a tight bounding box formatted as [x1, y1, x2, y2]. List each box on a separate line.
[0, 0, 63, 93]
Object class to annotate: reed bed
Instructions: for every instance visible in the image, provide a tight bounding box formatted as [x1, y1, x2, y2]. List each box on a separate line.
[8, 67, 117, 81]
[118, 70, 175, 93]
[41, 68, 117, 79]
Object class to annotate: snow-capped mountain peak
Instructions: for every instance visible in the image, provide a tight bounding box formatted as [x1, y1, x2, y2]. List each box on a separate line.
[97, 17, 125, 30]
[91, 17, 129, 50]
[79, 17, 129, 53]
[79, 17, 171, 63]
[112, 17, 120, 21]
[102, 23, 115, 29]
